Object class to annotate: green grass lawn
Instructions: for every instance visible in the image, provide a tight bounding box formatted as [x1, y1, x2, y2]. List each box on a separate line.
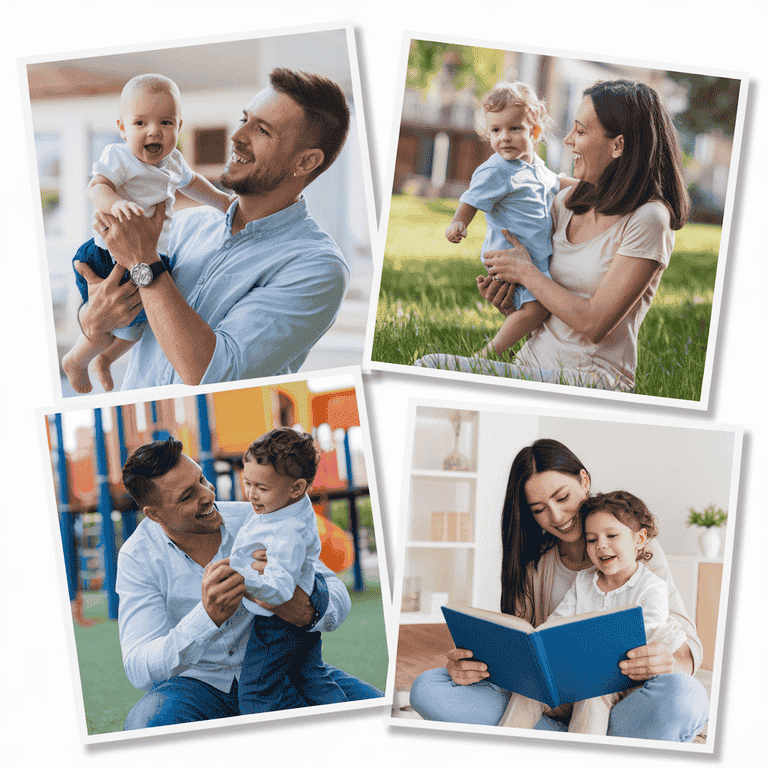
[73, 578, 388, 735]
[372, 194, 720, 401]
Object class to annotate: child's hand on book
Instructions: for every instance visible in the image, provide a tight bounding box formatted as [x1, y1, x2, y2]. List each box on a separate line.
[446, 647, 490, 685]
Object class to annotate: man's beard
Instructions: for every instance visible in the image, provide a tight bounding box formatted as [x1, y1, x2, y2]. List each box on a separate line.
[220, 162, 292, 196]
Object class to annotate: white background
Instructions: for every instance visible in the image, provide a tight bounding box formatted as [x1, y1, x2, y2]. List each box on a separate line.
[2, 1, 764, 765]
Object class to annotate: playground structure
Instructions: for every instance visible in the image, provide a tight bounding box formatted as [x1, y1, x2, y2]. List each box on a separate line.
[47, 382, 372, 622]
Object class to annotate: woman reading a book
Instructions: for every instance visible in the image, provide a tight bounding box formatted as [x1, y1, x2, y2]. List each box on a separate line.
[409, 439, 709, 741]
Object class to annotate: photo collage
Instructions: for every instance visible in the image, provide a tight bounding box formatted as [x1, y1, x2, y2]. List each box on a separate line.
[8, 11, 760, 767]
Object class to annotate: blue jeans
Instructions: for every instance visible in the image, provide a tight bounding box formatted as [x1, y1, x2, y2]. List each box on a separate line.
[238, 615, 347, 714]
[125, 668, 382, 729]
[409, 667, 709, 742]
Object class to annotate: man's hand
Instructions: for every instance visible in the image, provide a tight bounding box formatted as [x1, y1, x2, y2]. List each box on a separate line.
[201, 558, 247, 627]
[242, 548, 314, 627]
[240, 549, 313, 626]
[95, 200, 166, 270]
[75, 261, 143, 339]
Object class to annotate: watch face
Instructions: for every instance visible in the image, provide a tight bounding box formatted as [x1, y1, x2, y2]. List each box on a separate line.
[131, 263, 153, 287]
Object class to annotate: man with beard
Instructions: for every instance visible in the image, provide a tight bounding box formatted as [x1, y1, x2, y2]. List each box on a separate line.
[117, 438, 381, 729]
[76, 69, 350, 390]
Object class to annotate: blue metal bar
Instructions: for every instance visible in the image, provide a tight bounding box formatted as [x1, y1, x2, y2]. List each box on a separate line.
[116, 405, 137, 541]
[53, 414, 77, 603]
[94, 409, 119, 620]
[196, 394, 216, 486]
[151, 400, 170, 442]
[343, 431, 364, 591]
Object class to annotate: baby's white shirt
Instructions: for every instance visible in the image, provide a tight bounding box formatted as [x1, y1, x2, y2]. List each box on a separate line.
[92, 142, 194, 253]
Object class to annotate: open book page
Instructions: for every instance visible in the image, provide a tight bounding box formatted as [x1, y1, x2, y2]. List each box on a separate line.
[442, 603, 536, 633]
[538, 603, 642, 630]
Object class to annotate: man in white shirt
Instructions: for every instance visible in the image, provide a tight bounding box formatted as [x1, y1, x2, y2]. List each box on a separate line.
[116, 438, 381, 729]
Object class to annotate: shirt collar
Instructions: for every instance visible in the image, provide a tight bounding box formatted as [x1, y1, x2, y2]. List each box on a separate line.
[590, 562, 644, 596]
[155, 512, 230, 561]
[225, 195, 308, 236]
[257, 493, 312, 522]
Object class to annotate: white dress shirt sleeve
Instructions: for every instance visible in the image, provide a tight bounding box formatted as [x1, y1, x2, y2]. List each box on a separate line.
[116, 547, 222, 691]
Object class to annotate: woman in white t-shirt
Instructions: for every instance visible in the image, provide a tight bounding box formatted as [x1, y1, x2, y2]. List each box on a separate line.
[415, 80, 689, 392]
[408, 439, 709, 741]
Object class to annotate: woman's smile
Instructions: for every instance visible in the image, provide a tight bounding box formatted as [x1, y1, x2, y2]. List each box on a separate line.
[524, 469, 590, 542]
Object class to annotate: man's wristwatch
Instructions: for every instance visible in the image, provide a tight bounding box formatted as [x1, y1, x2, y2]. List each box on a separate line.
[130, 261, 167, 287]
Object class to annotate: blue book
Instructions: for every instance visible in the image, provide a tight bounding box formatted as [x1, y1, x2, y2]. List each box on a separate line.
[440, 603, 646, 709]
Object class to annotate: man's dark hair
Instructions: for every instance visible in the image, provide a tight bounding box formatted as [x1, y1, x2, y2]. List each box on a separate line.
[269, 68, 350, 182]
[243, 427, 320, 484]
[122, 437, 183, 507]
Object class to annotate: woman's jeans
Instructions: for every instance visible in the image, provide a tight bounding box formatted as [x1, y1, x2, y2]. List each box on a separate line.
[409, 667, 709, 741]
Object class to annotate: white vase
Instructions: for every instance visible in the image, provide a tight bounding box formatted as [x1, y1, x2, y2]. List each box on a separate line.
[698, 526, 722, 559]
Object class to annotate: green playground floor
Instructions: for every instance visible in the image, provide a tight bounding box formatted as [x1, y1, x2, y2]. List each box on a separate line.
[72, 578, 389, 735]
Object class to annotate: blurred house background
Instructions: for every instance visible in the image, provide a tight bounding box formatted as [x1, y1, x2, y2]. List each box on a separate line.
[394, 41, 741, 225]
[26, 29, 374, 393]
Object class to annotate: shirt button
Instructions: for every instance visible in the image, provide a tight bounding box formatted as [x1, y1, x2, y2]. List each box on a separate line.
[224, 240, 233, 249]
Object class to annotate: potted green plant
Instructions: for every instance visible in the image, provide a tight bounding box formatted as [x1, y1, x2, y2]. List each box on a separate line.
[686, 505, 727, 558]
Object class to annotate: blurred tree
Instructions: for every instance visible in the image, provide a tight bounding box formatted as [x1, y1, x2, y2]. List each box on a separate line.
[407, 40, 507, 98]
[666, 73, 741, 136]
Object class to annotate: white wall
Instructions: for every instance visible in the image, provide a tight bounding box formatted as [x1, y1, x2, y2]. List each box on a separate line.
[539, 415, 734, 556]
[468, 412, 736, 601]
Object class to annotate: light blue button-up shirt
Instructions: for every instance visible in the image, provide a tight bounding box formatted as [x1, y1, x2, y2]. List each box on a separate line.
[116, 502, 350, 693]
[120, 197, 349, 391]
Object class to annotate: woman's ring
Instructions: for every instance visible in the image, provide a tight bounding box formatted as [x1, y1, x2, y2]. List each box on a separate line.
[100, 226, 109, 232]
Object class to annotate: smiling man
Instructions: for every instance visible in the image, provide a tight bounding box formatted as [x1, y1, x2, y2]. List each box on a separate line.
[116, 438, 381, 729]
[77, 69, 351, 390]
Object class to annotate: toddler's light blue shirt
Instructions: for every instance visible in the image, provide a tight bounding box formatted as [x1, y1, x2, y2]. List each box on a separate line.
[460, 152, 559, 270]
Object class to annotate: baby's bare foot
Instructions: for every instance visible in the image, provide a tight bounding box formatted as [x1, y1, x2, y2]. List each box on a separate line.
[93, 354, 115, 392]
[62, 351, 93, 394]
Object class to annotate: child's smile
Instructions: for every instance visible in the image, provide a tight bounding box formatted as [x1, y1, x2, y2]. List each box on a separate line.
[241, 460, 305, 516]
[585, 509, 647, 591]
[118, 87, 181, 167]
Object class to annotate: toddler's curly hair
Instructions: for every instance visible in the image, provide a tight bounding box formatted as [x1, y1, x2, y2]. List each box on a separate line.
[475, 81, 554, 145]
[580, 490, 658, 562]
[243, 427, 320, 484]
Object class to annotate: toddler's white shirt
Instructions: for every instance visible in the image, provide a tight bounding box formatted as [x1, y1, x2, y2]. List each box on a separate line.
[228, 494, 321, 617]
